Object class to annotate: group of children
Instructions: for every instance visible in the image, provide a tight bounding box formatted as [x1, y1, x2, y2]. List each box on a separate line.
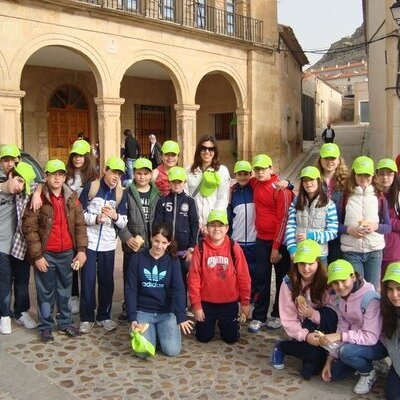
[0, 137, 399, 399]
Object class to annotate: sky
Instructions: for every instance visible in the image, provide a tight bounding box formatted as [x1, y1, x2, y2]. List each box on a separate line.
[278, 0, 364, 66]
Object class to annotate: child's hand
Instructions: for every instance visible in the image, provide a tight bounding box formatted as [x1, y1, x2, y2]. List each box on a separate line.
[296, 233, 307, 242]
[30, 190, 43, 212]
[319, 332, 341, 347]
[347, 225, 367, 238]
[240, 304, 251, 319]
[306, 332, 320, 346]
[270, 249, 282, 264]
[193, 308, 205, 322]
[102, 205, 118, 221]
[73, 251, 86, 269]
[130, 321, 139, 332]
[275, 180, 289, 190]
[321, 358, 332, 382]
[366, 222, 378, 232]
[35, 257, 49, 272]
[179, 320, 194, 335]
[184, 251, 193, 263]
[297, 303, 313, 319]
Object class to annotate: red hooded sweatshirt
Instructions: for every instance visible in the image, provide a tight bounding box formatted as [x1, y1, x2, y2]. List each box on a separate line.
[188, 235, 251, 310]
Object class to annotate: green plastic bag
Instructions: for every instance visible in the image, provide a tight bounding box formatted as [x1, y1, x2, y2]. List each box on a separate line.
[130, 330, 155, 357]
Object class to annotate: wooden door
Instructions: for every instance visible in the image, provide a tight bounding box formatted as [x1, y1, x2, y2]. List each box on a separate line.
[48, 85, 90, 162]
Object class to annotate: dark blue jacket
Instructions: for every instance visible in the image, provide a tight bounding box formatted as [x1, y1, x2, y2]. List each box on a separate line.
[125, 249, 186, 323]
[153, 191, 199, 251]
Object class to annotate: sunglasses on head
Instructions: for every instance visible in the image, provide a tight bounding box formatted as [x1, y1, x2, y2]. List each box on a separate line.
[200, 145, 215, 153]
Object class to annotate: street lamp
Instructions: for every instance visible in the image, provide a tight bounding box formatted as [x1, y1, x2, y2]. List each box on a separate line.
[391, 0, 400, 25]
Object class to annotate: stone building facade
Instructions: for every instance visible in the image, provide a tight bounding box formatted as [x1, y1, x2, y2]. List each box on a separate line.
[0, 0, 307, 171]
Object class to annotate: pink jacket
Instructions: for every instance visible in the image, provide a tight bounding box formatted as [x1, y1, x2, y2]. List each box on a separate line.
[279, 277, 329, 341]
[328, 279, 381, 349]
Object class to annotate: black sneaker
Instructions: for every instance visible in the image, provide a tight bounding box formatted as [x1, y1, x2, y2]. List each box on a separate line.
[58, 325, 80, 337]
[118, 311, 128, 322]
[40, 329, 54, 343]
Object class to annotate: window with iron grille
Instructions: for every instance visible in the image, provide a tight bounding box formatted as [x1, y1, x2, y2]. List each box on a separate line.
[214, 112, 235, 140]
[196, 0, 206, 28]
[159, 0, 175, 21]
[117, 0, 137, 11]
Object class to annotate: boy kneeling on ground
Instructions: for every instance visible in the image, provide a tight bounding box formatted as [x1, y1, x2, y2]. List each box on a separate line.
[188, 210, 251, 344]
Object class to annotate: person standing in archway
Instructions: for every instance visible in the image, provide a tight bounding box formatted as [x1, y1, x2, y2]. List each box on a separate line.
[123, 129, 140, 182]
[321, 123, 335, 144]
[148, 134, 162, 169]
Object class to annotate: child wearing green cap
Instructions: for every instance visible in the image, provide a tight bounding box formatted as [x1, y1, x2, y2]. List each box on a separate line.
[376, 158, 400, 279]
[153, 166, 199, 291]
[187, 209, 251, 344]
[338, 156, 391, 289]
[380, 262, 400, 399]
[271, 240, 338, 380]
[228, 160, 257, 298]
[22, 159, 88, 342]
[316, 143, 349, 263]
[78, 157, 128, 333]
[119, 158, 160, 321]
[285, 166, 338, 266]
[152, 140, 180, 196]
[1, 145, 39, 331]
[0, 161, 37, 334]
[320, 259, 386, 395]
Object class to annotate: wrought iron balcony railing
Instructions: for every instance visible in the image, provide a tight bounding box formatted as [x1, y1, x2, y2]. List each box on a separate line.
[76, 0, 263, 44]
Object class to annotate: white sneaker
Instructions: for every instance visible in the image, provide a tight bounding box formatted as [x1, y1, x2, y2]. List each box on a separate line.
[79, 321, 94, 334]
[0, 316, 12, 335]
[17, 312, 38, 329]
[248, 319, 266, 333]
[266, 317, 282, 330]
[70, 296, 80, 315]
[96, 319, 117, 331]
[353, 369, 377, 395]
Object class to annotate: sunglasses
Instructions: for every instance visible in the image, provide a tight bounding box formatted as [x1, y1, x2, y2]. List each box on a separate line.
[200, 145, 215, 153]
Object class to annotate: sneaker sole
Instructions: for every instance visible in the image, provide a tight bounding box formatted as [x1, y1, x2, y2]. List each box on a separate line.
[272, 364, 285, 370]
[96, 322, 117, 331]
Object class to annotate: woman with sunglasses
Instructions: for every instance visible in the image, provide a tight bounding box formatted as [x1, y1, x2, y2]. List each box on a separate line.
[187, 135, 230, 235]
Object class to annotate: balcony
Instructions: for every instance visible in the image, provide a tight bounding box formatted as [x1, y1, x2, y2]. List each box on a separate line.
[76, 0, 264, 44]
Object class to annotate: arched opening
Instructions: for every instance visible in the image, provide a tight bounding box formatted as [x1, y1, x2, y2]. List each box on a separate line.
[48, 85, 90, 161]
[195, 72, 237, 170]
[20, 45, 98, 165]
[120, 60, 178, 157]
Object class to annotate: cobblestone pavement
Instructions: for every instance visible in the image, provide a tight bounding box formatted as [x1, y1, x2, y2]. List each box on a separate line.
[0, 308, 386, 400]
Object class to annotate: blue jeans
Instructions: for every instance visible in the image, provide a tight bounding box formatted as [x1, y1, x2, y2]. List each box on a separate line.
[34, 250, 74, 331]
[343, 250, 382, 290]
[0, 252, 12, 317]
[125, 158, 136, 181]
[330, 341, 387, 379]
[135, 311, 181, 357]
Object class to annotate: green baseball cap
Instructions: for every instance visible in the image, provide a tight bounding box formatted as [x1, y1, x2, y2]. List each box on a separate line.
[199, 170, 221, 197]
[14, 161, 36, 195]
[168, 166, 187, 182]
[134, 157, 152, 171]
[207, 209, 228, 225]
[70, 139, 91, 155]
[45, 159, 66, 174]
[234, 160, 252, 174]
[106, 157, 125, 173]
[252, 154, 272, 169]
[0, 144, 21, 159]
[294, 239, 322, 264]
[382, 262, 400, 284]
[377, 158, 398, 173]
[300, 166, 321, 180]
[161, 140, 180, 155]
[327, 259, 354, 284]
[320, 143, 340, 159]
[352, 156, 374, 176]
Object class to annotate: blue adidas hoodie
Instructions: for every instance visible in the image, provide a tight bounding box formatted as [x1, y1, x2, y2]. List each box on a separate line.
[125, 249, 186, 323]
[228, 183, 257, 246]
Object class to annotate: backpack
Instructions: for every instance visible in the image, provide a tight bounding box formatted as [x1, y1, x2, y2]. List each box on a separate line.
[332, 289, 380, 314]
[88, 179, 123, 207]
[198, 237, 237, 273]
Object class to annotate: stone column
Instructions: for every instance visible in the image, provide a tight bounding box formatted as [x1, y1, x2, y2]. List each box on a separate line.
[236, 108, 250, 160]
[174, 104, 200, 167]
[0, 89, 25, 146]
[94, 97, 125, 170]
